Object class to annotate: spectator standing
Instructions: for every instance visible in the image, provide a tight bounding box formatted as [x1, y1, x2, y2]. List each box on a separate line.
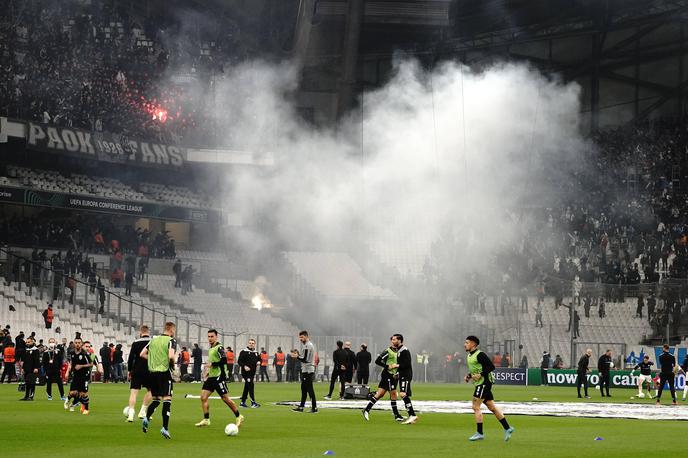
[125, 270, 134, 296]
[636, 295, 644, 319]
[173, 260, 182, 287]
[535, 301, 543, 328]
[42, 303, 54, 329]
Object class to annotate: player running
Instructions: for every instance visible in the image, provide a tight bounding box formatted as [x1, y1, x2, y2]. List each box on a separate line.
[362, 334, 406, 422]
[194, 329, 244, 428]
[630, 355, 654, 398]
[464, 335, 514, 442]
[63, 337, 94, 415]
[126, 325, 153, 422]
[140, 322, 177, 439]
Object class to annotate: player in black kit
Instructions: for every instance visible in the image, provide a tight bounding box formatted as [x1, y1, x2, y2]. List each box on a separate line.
[64, 337, 94, 414]
[126, 325, 153, 422]
[630, 355, 654, 398]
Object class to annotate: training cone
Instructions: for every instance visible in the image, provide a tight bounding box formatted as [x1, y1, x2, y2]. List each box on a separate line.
[594, 437, 604, 441]
[323, 451, 335, 456]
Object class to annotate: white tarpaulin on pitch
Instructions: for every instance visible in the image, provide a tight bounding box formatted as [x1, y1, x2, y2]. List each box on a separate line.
[277, 400, 688, 421]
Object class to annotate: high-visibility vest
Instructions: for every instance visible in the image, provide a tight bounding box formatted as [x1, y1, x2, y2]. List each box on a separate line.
[3, 347, 15, 363]
[260, 353, 268, 366]
[227, 351, 235, 364]
[46, 308, 54, 323]
[181, 351, 190, 364]
[275, 352, 285, 366]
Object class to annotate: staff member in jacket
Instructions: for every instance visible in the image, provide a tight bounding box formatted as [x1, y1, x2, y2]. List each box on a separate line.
[656, 344, 677, 405]
[259, 348, 270, 382]
[1, 342, 16, 383]
[273, 347, 285, 382]
[597, 349, 613, 397]
[344, 341, 357, 385]
[21, 336, 41, 401]
[43, 337, 65, 400]
[356, 344, 371, 384]
[226, 346, 235, 382]
[576, 348, 592, 399]
[324, 341, 348, 400]
[238, 339, 260, 408]
[292, 330, 317, 412]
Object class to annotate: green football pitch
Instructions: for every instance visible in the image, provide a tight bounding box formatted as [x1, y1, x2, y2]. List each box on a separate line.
[1, 381, 684, 457]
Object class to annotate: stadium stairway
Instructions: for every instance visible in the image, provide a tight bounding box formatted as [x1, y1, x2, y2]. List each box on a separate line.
[0, 279, 131, 353]
[472, 297, 653, 367]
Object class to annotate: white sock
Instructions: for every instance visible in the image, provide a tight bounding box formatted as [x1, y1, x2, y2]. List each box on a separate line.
[683, 386, 688, 399]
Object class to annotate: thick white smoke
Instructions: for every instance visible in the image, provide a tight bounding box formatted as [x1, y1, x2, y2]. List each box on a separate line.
[216, 59, 584, 276]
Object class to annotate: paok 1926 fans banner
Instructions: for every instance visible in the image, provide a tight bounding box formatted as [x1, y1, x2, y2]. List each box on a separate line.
[25, 122, 186, 168]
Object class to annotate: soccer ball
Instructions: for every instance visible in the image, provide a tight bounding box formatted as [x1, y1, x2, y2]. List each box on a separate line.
[609, 362, 614, 368]
[123, 406, 132, 417]
[224, 423, 239, 436]
[638, 393, 646, 399]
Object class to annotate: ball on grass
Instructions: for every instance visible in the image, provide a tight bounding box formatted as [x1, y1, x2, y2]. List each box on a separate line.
[123, 406, 132, 417]
[637, 393, 645, 399]
[225, 423, 239, 436]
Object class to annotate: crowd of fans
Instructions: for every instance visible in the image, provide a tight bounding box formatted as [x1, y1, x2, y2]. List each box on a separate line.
[0, 0, 269, 147]
[0, 213, 177, 259]
[420, 120, 688, 341]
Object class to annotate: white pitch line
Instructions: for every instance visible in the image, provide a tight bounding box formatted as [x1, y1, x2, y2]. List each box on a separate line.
[276, 400, 688, 421]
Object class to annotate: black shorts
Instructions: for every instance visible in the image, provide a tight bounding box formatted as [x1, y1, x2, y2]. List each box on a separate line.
[150, 371, 173, 397]
[398, 377, 412, 396]
[70, 377, 89, 393]
[202, 377, 228, 396]
[473, 382, 493, 401]
[378, 373, 398, 392]
[130, 371, 151, 390]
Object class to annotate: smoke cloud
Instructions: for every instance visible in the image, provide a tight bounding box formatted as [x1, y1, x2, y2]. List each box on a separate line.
[217, 59, 585, 279]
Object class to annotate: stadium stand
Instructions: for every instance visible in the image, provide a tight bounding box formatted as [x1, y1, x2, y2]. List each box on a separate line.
[284, 251, 397, 300]
[0, 0, 267, 147]
[142, 274, 298, 337]
[5, 166, 216, 210]
[0, 278, 131, 355]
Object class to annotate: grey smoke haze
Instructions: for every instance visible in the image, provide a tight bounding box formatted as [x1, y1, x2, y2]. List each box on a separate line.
[215, 59, 585, 276]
